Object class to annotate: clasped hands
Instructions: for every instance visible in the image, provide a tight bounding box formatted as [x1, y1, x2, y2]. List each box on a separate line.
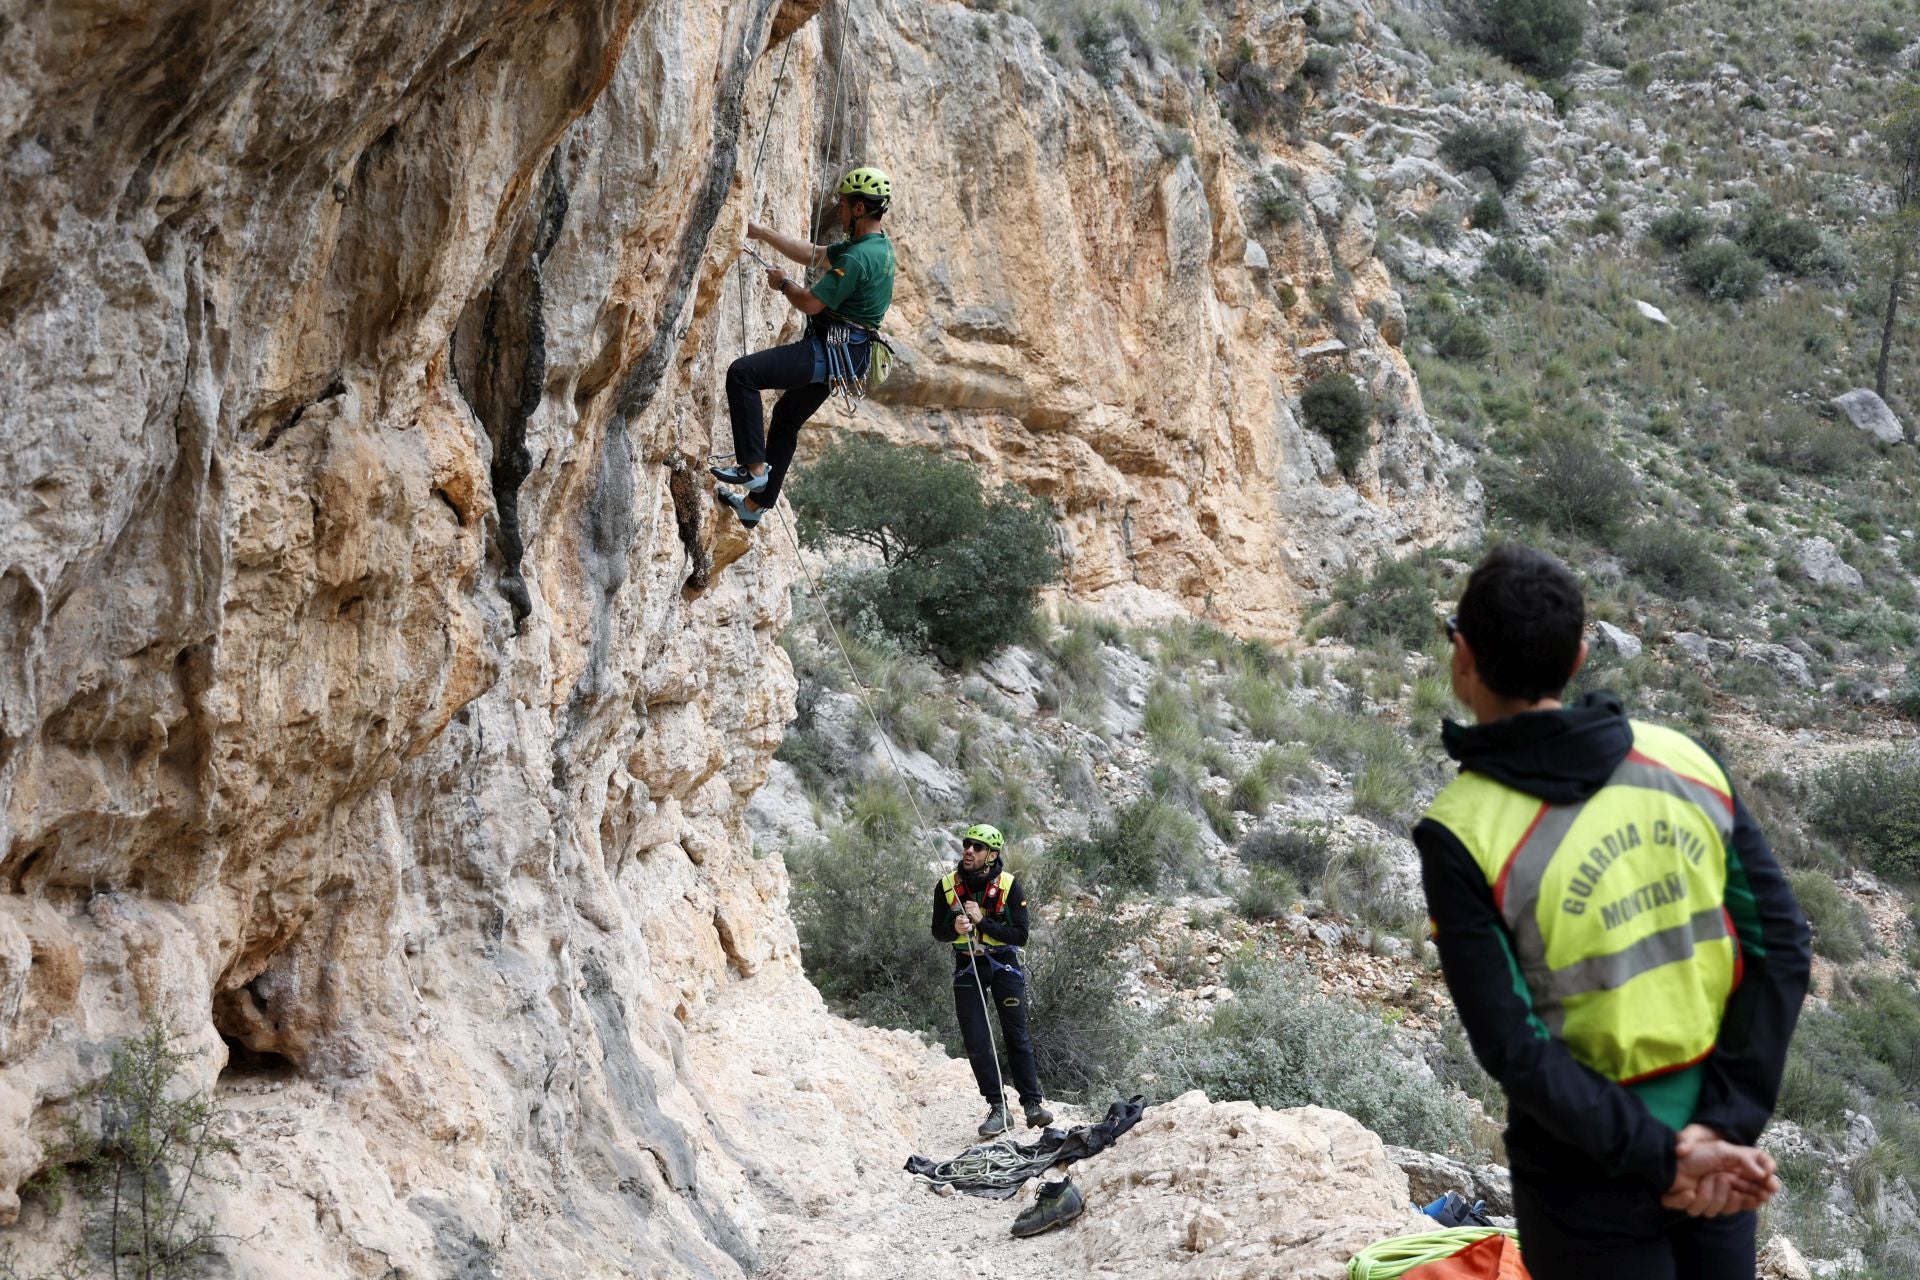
[1662, 1123, 1779, 1217]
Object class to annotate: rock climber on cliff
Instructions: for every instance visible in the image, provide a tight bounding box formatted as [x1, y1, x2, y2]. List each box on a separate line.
[711, 166, 896, 529]
[1416, 544, 1811, 1279]
[931, 823, 1055, 1139]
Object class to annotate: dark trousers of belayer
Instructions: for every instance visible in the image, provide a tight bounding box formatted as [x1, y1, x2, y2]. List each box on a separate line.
[952, 956, 1042, 1109]
[724, 336, 866, 509]
[1513, 1174, 1755, 1279]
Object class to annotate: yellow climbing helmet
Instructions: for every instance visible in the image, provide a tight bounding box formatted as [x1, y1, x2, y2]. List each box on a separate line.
[962, 823, 1005, 852]
[837, 166, 892, 206]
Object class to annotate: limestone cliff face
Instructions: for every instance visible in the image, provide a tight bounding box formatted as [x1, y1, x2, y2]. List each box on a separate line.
[1, 1, 824, 1273]
[838, 0, 1476, 633]
[1, 1, 1459, 1275]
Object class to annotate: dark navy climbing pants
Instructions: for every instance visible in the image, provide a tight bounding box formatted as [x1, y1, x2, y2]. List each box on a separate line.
[1512, 1175, 1756, 1279]
[726, 335, 865, 509]
[953, 955, 1043, 1108]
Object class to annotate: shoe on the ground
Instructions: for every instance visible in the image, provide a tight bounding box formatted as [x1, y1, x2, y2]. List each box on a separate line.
[978, 1103, 1012, 1138]
[1010, 1177, 1084, 1238]
[1024, 1103, 1054, 1129]
[709, 464, 768, 492]
[715, 486, 763, 528]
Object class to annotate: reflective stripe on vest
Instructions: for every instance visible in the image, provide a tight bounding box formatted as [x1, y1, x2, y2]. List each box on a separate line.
[1423, 721, 1739, 1083]
[940, 870, 1016, 949]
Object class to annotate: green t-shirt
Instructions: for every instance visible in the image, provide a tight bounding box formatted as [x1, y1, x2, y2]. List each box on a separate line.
[810, 232, 895, 330]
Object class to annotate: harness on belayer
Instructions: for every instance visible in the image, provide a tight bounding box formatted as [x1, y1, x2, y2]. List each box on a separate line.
[740, 243, 895, 409]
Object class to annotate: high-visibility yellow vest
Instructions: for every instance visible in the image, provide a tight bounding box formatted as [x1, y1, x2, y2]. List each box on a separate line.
[1424, 721, 1740, 1085]
[939, 869, 1017, 950]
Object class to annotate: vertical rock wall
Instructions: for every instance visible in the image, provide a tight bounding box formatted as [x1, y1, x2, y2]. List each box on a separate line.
[0, 1, 842, 1273]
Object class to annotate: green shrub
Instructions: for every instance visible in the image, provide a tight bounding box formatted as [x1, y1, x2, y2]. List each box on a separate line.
[792, 435, 1058, 664]
[1809, 749, 1920, 878]
[1296, 45, 1341, 94]
[1497, 429, 1637, 537]
[1434, 315, 1494, 361]
[1588, 206, 1624, 238]
[1352, 762, 1415, 825]
[787, 828, 954, 1039]
[1439, 121, 1532, 192]
[19, 1020, 235, 1278]
[1790, 870, 1871, 963]
[1679, 241, 1765, 301]
[1477, 0, 1584, 74]
[1619, 523, 1736, 601]
[1233, 866, 1299, 921]
[1140, 961, 1480, 1152]
[1858, 26, 1903, 62]
[1775, 1051, 1853, 1134]
[1468, 190, 1507, 231]
[1625, 61, 1654, 89]
[1229, 768, 1273, 817]
[1419, 199, 1465, 248]
[1649, 207, 1713, 251]
[1051, 795, 1204, 890]
[1252, 182, 1301, 229]
[1077, 16, 1126, 85]
[1897, 665, 1920, 722]
[1483, 239, 1549, 292]
[1025, 912, 1149, 1098]
[1739, 207, 1844, 277]
[1757, 418, 1874, 478]
[1300, 373, 1371, 475]
[1240, 822, 1336, 883]
[1325, 554, 1441, 649]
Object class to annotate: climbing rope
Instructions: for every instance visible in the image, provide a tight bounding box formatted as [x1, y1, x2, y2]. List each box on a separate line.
[726, 0, 1010, 1112]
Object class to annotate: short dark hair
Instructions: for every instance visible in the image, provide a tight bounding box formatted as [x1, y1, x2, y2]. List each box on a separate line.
[1455, 544, 1585, 701]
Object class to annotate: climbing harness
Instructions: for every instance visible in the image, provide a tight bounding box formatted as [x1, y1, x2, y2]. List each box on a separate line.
[740, 241, 895, 410]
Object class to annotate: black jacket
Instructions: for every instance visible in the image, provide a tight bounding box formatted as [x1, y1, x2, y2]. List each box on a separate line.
[1414, 692, 1811, 1192]
[931, 861, 1030, 966]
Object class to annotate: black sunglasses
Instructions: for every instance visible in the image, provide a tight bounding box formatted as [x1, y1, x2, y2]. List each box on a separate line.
[962, 840, 991, 852]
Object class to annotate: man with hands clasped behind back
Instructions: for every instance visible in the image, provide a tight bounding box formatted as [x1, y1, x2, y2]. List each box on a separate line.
[1415, 545, 1810, 1278]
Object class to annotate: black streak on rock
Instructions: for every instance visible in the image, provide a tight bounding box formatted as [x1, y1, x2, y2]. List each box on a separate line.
[452, 151, 570, 631]
[608, 0, 783, 430]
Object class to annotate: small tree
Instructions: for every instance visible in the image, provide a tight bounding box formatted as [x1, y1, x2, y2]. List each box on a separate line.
[1874, 87, 1920, 400]
[1439, 121, 1532, 192]
[1300, 373, 1370, 475]
[790, 435, 1058, 665]
[1477, 0, 1585, 76]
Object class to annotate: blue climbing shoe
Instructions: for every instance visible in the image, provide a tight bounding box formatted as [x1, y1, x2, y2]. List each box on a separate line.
[715, 486, 763, 528]
[708, 464, 768, 492]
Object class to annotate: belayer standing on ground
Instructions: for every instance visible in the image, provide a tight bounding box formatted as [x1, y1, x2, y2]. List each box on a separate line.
[711, 166, 896, 529]
[1416, 545, 1811, 1279]
[931, 823, 1054, 1138]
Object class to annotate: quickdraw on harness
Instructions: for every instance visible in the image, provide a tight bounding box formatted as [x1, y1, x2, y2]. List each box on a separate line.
[741, 242, 895, 411]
